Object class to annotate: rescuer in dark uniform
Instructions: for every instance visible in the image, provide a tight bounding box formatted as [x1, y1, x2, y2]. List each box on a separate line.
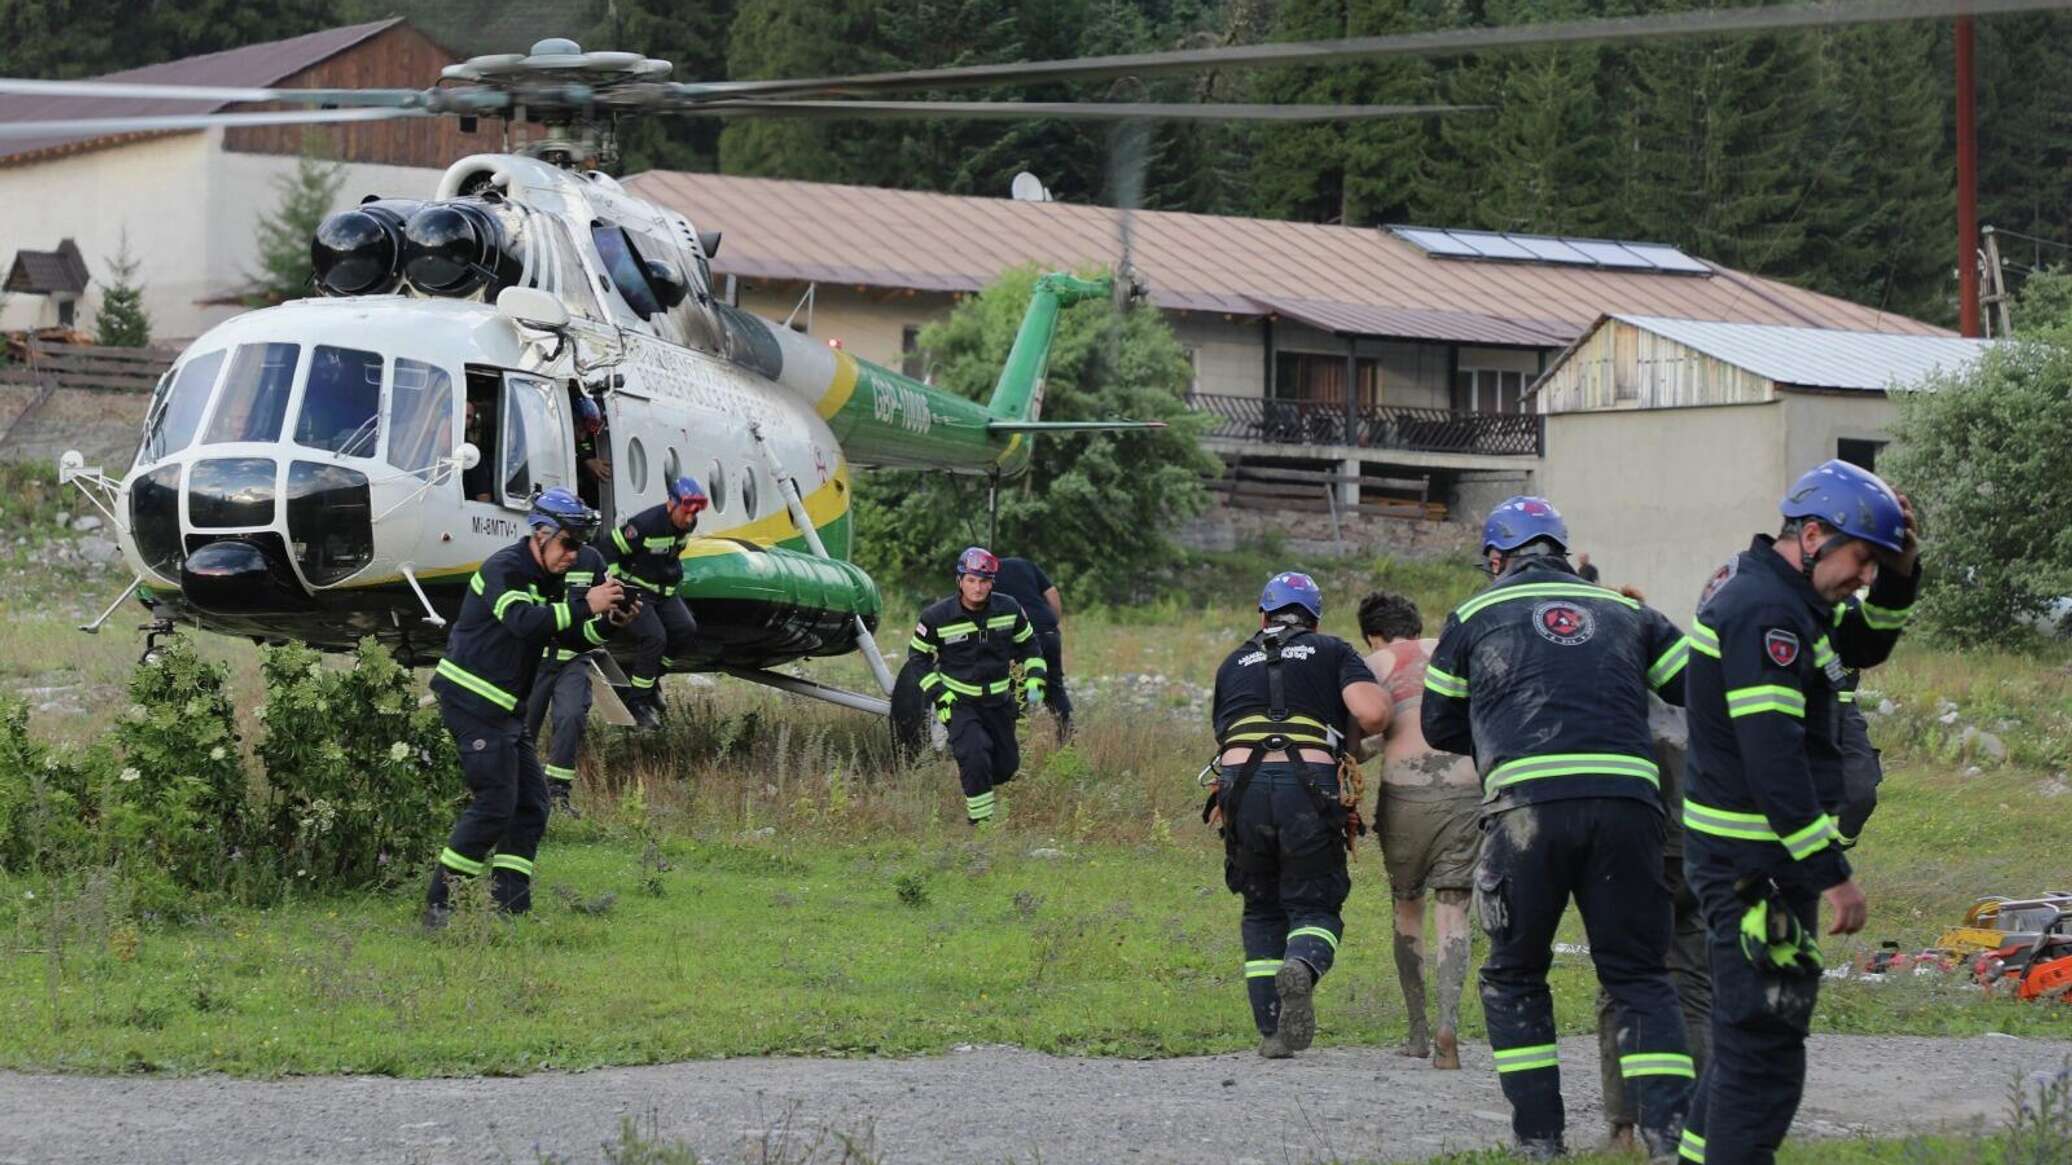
[1422, 497, 1695, 1160]
[1832, 652, 1885, 849]
[1209, 572, 1388, 1059]
[573, 396, 611, 502]
[427, 489, 622, 927]
[1678, 461, 1920, 1165]
[992, 555, 1072, 742]
[910, 547, 1045, 826]
[603, 475, 706, 729]
[524, 536, 640, 815]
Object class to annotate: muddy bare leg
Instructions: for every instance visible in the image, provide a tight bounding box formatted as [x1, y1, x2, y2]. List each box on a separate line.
[1392, 896, 1430, 1058]
[1432, 888, 1471, 1070]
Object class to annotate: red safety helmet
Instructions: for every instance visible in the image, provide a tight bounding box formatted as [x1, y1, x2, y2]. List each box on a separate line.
[955, 546, 1000, 580]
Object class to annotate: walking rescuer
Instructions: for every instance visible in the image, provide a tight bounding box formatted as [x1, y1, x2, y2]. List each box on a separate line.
[910, 547, 1046, 826]
[604, 475, 708, 729]
[426, 489, 624, 927]
[1422, 498, 1695, 1160]
[1678, 461, 1920, 1165]
[1206, 572, 1388, 1059]
[524, 527, 641, 816]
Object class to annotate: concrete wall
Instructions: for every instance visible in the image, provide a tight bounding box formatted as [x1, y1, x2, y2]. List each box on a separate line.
[0, 135, 444, 342]
[731, 283, 960, 370]
[1540, 401, 1787, 622]
[1178, 490, 1477, 562]
[1780, 389, 1898, 478]
[1170, 313, 1263, 397]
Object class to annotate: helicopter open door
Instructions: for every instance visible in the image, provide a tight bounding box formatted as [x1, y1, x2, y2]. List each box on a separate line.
[458, 368, 571, 519]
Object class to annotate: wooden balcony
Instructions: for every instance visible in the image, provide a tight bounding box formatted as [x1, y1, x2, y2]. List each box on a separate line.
[1184, 392, 1542, 457]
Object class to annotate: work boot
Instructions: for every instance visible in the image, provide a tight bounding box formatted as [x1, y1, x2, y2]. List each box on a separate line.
[1272, 959, 1317, 1054]
[1514, 1136, 1566, 1161]
[421, 903, 451, 932]
[549, 781, 579, 818]
[1432, 1027, 1460, 1070]
[1257, 1028, 1294, 1059]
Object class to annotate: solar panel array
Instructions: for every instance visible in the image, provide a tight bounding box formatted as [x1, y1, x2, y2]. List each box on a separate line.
[1386, 226, 1712, 276]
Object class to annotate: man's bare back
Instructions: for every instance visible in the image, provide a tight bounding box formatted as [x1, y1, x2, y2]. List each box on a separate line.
[1364, 640, 1479, 791]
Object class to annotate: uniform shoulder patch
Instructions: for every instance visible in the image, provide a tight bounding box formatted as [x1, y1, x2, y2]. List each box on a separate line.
[1699, 557, 1740, 607]
[1532, 599, 1596, 646]
[1764, 628, 1801, 667]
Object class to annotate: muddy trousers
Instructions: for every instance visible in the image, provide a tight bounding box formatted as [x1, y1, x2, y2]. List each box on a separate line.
[1678, 841, 1823, 1165]
[1599, 856, 1713, 1128]
[625, 595, 697, 705]
[947, 700, 1018, 823]
[1477, 798, 1692, 1153]
[1223, 764, 1349, 1037]
[430, 694, 550, 914]
[524, 656, 593, 799]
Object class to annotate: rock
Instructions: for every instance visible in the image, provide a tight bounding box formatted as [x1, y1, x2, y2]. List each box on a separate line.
[687, 673, 716, 687]
[1027, 848, 1067, 860]
[1976, 732, 2007, 763]
[76, 536, 120, 565]
[1959, 725, 1979, 751]
[1939, 710, 1962, 726]
[53, 511, 70, 528]
[1876, 699, 1898, 717]
[70, 515, 102, 533]
[2037, 775, 2069, 799]
[1964, 766, 1984, 779]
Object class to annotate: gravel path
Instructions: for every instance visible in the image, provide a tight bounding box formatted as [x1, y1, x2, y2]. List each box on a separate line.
[1, 1034, 2067, 1164]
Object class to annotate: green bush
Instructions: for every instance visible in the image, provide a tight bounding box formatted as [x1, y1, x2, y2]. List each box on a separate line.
[0, 698, 116, 874]
[255, 639, 456, 892]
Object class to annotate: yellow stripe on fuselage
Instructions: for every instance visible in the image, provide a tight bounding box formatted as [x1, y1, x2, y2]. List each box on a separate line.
[816, 350, 860, 421]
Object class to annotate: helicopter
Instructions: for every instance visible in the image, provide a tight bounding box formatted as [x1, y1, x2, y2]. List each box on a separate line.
[0, 0, 2060, 732]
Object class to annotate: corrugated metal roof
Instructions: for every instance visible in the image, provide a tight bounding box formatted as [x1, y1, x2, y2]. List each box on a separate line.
[0, 20, 402, 165]
[625, 172, 1951, 345]
[1255, 295, 1574, 347]
[1611, 314, 1995, 390]
[4, 239, 89, 295]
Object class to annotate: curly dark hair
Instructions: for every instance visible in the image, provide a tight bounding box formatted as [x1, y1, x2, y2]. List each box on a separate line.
[1357, 591, 1421, 642]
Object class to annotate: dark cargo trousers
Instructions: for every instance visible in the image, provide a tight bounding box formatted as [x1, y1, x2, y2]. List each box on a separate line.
[1598, 857, 1713, 1129]
[625, 594, 697, 706]
[1036, 628, 1073, 740]
[1477, 798, 1693, 1154]
[1223, 763, 1349, 1036]
[525, 655, 593, 792]
[430, 693, 551, 914]
[1678, 839, 1825, 1165]
[947, 699, 1019, 823]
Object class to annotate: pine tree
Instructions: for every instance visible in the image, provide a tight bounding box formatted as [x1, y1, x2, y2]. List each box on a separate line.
[94, 231, 152, 348]
[249, 136, 345, 306]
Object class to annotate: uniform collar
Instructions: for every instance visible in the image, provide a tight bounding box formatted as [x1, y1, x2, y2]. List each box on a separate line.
[1495, 556, 1579, 585]
[1746, 533, 1826, 609]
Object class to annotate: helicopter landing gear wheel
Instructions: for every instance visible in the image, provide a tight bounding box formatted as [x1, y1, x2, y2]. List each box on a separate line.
[138, 618, 177, 666]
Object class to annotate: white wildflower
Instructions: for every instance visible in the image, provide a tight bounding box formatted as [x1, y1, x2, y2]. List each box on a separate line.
[125, 704, 147, 722]
[209, 746, 227, 762]
[118, 767, 141, 783]
[389, 741, 411, 763]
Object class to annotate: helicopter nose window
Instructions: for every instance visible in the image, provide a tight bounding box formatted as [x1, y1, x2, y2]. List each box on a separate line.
[387, 358, 454, 479]
[589, 223, 663, 320]
[202, 343, 299, 445]
[139, 349, 225, 464]
[129, 462, 184, 580]
[295, 346, 384, 457]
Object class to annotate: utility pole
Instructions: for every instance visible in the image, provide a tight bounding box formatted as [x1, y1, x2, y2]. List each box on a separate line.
[1956, 15, 1982, 338]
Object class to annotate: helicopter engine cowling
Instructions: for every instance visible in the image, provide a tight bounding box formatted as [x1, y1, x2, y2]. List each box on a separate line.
[400, 198, 525, 298]
[311, 199, 423, 296]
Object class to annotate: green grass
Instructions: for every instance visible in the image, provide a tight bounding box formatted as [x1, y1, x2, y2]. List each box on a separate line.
[1, 559, 2070, 1081]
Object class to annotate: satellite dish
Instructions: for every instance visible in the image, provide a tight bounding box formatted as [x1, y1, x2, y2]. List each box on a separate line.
[1010, 172, 1051, 203]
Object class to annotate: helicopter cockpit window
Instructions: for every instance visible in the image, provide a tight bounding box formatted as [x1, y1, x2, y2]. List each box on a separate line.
[295, 346, 384, 458]
[589, 223, 663, 320]
[139, 349, 225, 465]
[202, 343, 299, 445]
[533, 215, 603, 323]
[386, 358, 454, 479]
[500, 373, 569, 506]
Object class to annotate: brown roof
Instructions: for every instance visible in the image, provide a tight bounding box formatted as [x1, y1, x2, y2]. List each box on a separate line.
[4, 239, 89, 295]
[625, 171, 1949, 346]
[0, 19, 403, 166]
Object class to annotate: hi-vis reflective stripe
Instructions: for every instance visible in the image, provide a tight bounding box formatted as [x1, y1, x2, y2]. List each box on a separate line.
[612, 527, 633, 554]
[1244, 959, 1283, 979]
[966, 792, 997, 819]
[1424, 664, 1468, 698]
[630, 674, 656, 689]
[1812, 636, 1838, 668]
[1860, 600, 1913, 630]
[609, 564, 666, 593]
[1684, 799, 1840, 860]
[908, 636, 937, 654]
[937, 675, 985, 697]
[552, 602, 572, 632]
[1024, 656, 1049, 673]
[583, 619, 607, 646]
[566, 571, 595, 585]
[492, 588, 533, 620]
[1690, 620, 1721, 659]
[1287, 926, 1339, 952]
[1486, 752, 1659, 789]
[985, 615, 1019, 630]
[937, 621, 979, 637]
[491, 853, 535, 876]
[1456, 582, 1639, 622]
[545, 763, 577, 781]
[469, 572, 487, 595]
[439, 847, 486, 876]
[1014, 624, 1035, 643]
[1680, 1129, 1706, 1163]
[1492, 1044, 1559, 1073]
[1620, 1052, 1696, 1079]
[554, 648, 578, 662]
[1838, 689, 1856, 704]
[1725, 684, 1806, 719]
[1649, 636, 1692, 687]
[436, 658, 517, 711]
[642, 536, 683, 552]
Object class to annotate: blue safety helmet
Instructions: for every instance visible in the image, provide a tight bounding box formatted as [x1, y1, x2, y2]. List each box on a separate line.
[955, 546, 1000, 580]
[667, 475, 708, 509]
[1779, 459, 1906, 555]
[1259, 571, 1323, 621]
[1482, 496, 1569, 554]
[528, 487, 600, 540]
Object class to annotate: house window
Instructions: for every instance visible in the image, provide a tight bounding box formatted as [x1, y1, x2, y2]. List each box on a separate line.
[1837, 438, 1885, 472]
[1452, 368, 1527, 415]
[1274, 352, 1381, 406]
[901, 325, 925, 379]
[57, 299, 75, 328]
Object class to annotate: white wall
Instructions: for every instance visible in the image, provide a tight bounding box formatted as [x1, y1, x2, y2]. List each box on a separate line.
[0, 132, 443, 342]
[1169, 313, 1262, 397]
[1780, 390, 1898, 479]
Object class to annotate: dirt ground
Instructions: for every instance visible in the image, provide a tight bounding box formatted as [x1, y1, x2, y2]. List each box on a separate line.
[1, 1033, 2068, 1164]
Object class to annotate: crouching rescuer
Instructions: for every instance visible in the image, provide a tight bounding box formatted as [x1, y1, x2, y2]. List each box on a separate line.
[1206, 572, 1388, 1059]
[1423, 497, 1696, 1160]
[426, 490, 623, 926]
[911, 547, 1045, 825]
[604, 475, 707, 728]
[525, 523, 642, 815]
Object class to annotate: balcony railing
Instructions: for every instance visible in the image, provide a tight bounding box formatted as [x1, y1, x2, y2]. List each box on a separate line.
[1185, 392, 1542, 456]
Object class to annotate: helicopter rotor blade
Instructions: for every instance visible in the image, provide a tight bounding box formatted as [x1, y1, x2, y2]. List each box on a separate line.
[0, 106, 431, 140]
[672, 99, 1476, 122]
[0, 77, 432, 108]
[685, 0, 2072, 100]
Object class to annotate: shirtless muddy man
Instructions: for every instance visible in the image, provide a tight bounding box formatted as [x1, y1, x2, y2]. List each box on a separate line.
[1357, 591, 1481, 1070]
